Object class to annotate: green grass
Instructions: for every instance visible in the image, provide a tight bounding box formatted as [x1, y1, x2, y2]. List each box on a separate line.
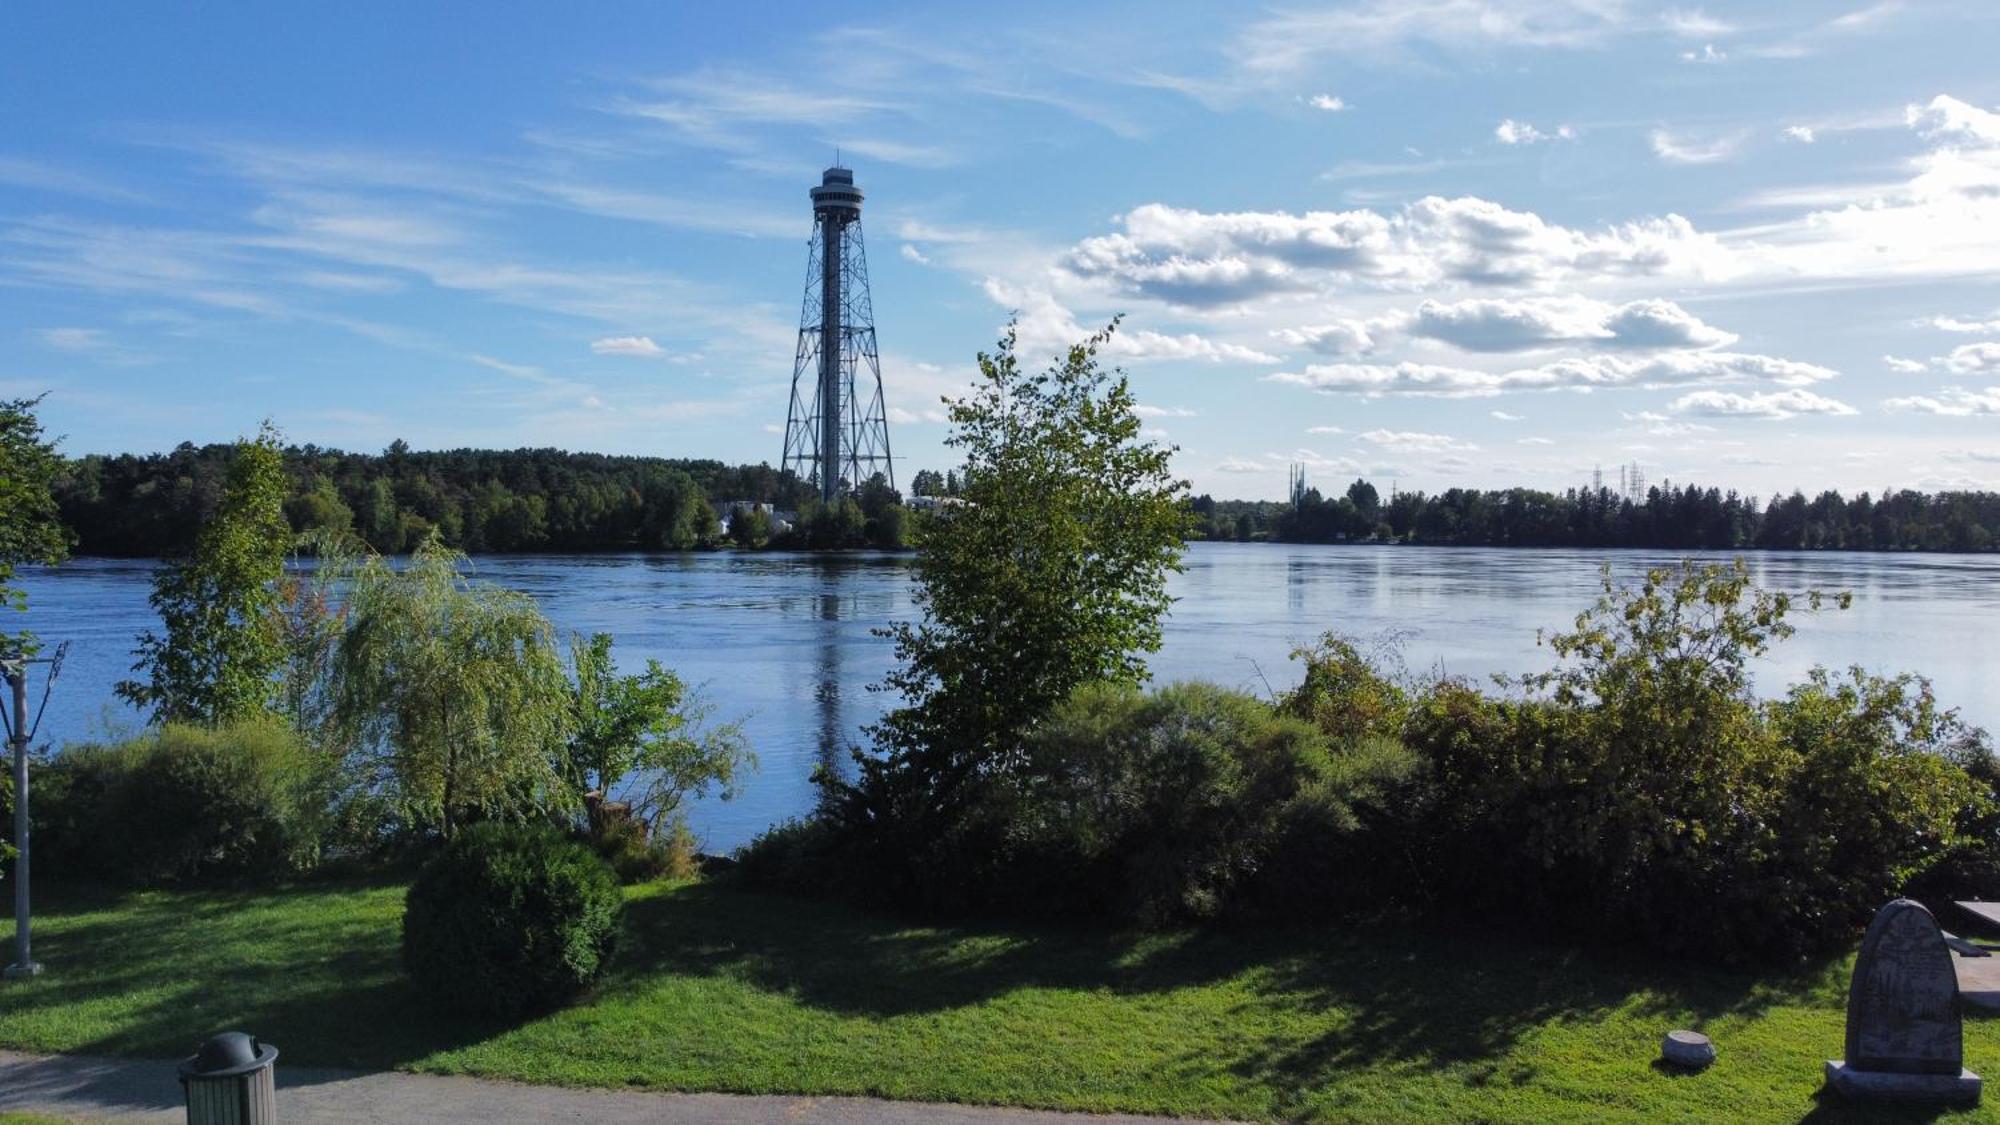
[1, 877, 1994, 1123]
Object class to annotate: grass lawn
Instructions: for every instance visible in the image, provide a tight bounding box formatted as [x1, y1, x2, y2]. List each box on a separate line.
[0, 877, 1994, 1123]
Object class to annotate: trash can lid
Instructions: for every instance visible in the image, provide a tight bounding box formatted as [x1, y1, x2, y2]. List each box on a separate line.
[179, 1031, 279, 1078]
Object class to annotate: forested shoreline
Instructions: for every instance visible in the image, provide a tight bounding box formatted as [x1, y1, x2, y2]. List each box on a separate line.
[50, 439, 2000, 556]
[54, 441, 904, 556]
[1194, 479, 2000, 552]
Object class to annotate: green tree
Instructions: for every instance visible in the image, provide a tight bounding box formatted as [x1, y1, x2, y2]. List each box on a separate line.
[851, 321, 1190, 828]
[333, 535, 573, 838]
[728, 505, 772, 548]
[909, 469, 943, 498]
[0, 396, 70, 655]
[119, 422, 291, 725]
[565, 632, 750, 832]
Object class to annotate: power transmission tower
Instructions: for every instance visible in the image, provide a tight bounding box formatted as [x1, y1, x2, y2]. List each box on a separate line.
[781, 165, 894, 503]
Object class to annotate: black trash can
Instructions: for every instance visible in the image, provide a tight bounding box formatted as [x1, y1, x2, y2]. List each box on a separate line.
[179, 1031, 278, 1124]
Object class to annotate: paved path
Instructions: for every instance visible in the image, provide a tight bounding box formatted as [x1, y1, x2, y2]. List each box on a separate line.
[0, 1050, 1225, 1124]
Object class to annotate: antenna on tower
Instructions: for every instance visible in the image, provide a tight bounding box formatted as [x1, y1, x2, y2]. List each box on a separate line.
[781, 163, 894, 503]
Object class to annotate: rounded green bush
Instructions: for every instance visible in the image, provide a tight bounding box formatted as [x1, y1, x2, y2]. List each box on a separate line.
[401, 823, 623, 1017]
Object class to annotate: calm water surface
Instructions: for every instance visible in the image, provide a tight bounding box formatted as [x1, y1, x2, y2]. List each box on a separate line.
[14, 543, 1999, 852]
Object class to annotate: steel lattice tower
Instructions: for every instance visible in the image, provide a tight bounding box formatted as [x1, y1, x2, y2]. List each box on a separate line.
[782, 165, 893, 503]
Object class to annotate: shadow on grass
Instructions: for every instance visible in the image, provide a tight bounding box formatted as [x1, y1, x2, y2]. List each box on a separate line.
[0, 880, 522, 1083]
[7, 875, 1870, 1121]
[618, 879, 1837, 1101]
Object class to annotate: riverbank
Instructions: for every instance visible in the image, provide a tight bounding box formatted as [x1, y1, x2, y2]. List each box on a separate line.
[0, 876, 1988, 1123]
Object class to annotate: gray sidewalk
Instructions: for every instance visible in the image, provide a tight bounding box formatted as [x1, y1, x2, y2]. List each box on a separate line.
[0, 1049, 1225, 1124]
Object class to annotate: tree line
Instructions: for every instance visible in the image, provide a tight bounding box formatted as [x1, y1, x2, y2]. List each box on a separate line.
[1191, 481, 2000, 552]
[53, 440, 907, 556]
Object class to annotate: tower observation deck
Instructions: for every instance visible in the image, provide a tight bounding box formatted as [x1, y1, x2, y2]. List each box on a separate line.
[782, 165, 893, 504]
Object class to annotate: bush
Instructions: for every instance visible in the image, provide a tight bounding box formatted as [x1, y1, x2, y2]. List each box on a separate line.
[1402, 563, 1991, 966]
[402, 822, 623, 1017]
[592, 812, 699, 883]
[800, 681, 1418, 926]
[29, 720, 334, 884]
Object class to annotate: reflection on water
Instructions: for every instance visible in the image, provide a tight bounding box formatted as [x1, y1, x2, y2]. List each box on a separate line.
[15, 543, 2000, 852]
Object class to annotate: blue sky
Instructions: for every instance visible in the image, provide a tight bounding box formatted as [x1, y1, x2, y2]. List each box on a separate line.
[4, 1, 2000, 500]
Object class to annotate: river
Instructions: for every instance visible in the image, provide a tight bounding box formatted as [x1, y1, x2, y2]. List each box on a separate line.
[12, 543, 1999, 851]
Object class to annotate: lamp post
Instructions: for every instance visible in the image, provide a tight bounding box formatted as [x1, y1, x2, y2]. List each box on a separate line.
[4, 643, 63, 981]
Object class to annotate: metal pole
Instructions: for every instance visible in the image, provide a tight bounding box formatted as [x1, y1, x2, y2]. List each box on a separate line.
[4, 665, 37, 979]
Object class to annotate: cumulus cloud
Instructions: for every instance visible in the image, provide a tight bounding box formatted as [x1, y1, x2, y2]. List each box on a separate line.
[1404, 296, 1736, 352]
[1670, 388, 1858, 418]
[1783, 125, 1817, 144]
[1359, 428, 1477, 452]
[1943, 342, 2000, 375]
[1490, 410, 1524, 420]
[1273, 318, 1383, 356]
[1495, 119, 1574, 145]
[1909, 94, 2000, 145]
[900, 244, 931, 265]
[1059, 197, 1736, 308]
[1135, 404, 1198, 418]
[1306, 94, 1348, 112]
[1265, 349, 1835, 398]
[1884, 387, 2000, 416]
[984, 280, 1280, 363]
[1884, 354, 1930, 373]
[1933, 312, 2000, 333]
[591, 335, 665, 357]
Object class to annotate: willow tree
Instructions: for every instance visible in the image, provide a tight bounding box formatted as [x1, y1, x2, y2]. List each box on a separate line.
[0, 396, 68, 656]
[334, 536, 572, 838]
[851, 321, 1190, 831]
[120, 421, 290, 725]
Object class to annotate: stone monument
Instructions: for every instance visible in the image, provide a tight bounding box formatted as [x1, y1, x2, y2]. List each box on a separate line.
[1825, 898, 1981, 1104]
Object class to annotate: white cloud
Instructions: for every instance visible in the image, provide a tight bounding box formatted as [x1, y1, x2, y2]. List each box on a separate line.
[984, 280, 1280, 363]
[1306, 424, 1345, 433]
[1060, 197, 1736, 308]
[1679, 44, 1726, 64]
[1495, 119, 1574, 145]
[1943, 342, 2000, 376]
[900, 244, 932, 265]
[1404, 296, 1736, 352]
[1266, 349, 1835, 398]
[1490, 410, 1524, 421]
[1910, 94, 2000, 146]
[1359, 428, 1477, 453]
[1783, 125, 1817, 144]
[1884, 354, 1929, 373]
[591, 335, 665, 358]
[1933, 312, 2000, 333]
[1884, 387, 2000, 416]
[1650, 127, 1746, 164]
[1273, 319, 1383, 356]
[1135, 404, 1198, 418]
[1670, 388, 1858, 418]
[1518, 436, 1557, 445]
[1306, 94, 1349, 112]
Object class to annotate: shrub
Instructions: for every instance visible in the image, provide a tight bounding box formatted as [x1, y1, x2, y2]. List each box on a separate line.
[1281, 634, 1409, 745]
[30, 720, 333, 884]
[1402, 563, 1991, 966]
[593, 812, 700, 884]
[402, 822, 622, 1017]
